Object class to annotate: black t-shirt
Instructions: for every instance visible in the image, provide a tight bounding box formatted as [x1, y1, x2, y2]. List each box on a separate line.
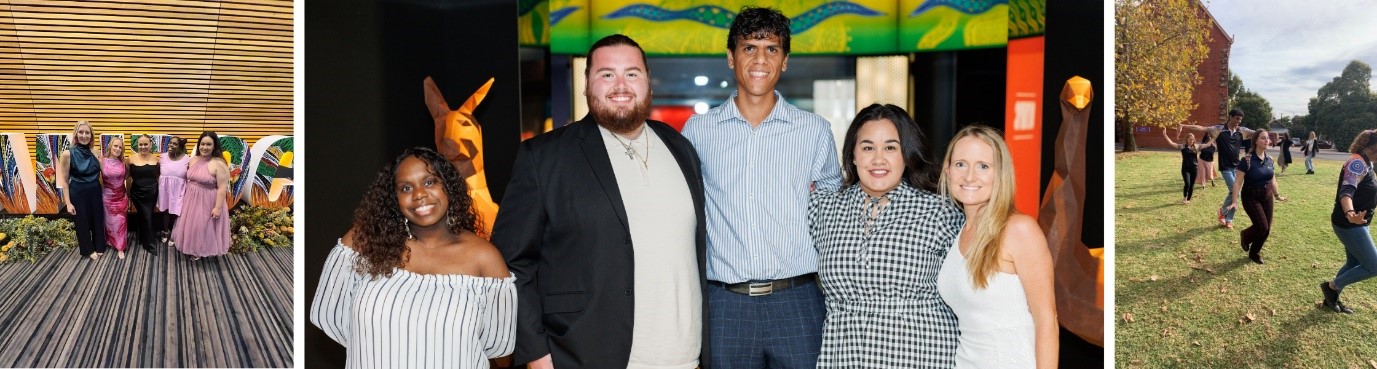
[1200, 144, 1216, 162]
[1213, 125, 1248, 169]
[1333, 154, 1377, 228]
[1180, 145, 1198, 170]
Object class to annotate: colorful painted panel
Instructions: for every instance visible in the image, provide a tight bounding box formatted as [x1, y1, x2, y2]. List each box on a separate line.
[899, 0, 1008, 52]
[588, 0, 897, 55]
[247, 136, 294, 209]
[0, 134, 35, 214]
[520, 0, 552, 47]
[551, 0, 590, 53]
[1008, 0, 1043, 38]
[127, 134, 165, 154]
[33, 134, 71, 214]
[219, 135, 252, 209]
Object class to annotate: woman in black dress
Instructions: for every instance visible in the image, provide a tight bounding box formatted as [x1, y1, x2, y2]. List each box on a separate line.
[128, 134, 160, 255]
[1279, 133, 1294, 174]
[1163, 129, 1207, 204]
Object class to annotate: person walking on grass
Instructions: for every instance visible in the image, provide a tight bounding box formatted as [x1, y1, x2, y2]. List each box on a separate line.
[1279, 133, 1294, 175]
[1226, 129, 1288, 264]
[1163, 128, 1210, 204]
[1305, 131, 1319, 175]
[1320, 130, 1377, 314]
[1179, 109, 1257, 229]
[1198, 131, 1218, 188]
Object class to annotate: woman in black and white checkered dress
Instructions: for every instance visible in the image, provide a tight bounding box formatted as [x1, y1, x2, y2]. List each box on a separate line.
[809, 104, 964, 367]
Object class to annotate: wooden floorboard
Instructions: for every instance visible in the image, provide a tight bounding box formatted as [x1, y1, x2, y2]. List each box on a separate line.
[0, 240, 292, 368]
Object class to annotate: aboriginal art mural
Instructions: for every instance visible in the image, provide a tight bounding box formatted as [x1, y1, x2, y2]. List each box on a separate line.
[520, 0, 552, 47]
[899, 0, 1009, 52]
[584, 0, 897, 55]
[33, 134, 71, 214]
[0, 134, 34, 214]
[248, 136, 294, 209]
[220, 135, 252, 209]
[551, 0, 589, 53]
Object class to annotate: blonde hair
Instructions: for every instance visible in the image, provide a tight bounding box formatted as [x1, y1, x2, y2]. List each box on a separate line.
[71, 120, 93, 148]
[105, 136, 124, 158]
[938, 125, 1017, 289]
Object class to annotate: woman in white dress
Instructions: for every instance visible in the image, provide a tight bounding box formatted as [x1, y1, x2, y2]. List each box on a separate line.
[935, 125, 1058, 369]
[310, 147, 516, 368]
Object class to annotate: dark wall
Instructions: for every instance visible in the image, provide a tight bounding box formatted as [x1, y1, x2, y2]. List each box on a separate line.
[1043, 0, 1104, 249]
[911, 47, 1008, 169]
[304, 0, 520, 367]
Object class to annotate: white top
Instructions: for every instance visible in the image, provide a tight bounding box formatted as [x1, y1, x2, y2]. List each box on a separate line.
[935, 230, 1036, 369]
[310, 242, 517, 369]
[599, 124, 701, 369]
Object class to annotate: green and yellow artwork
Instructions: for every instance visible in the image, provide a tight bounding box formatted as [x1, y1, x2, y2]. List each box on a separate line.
[587, 0, 897, 56]
[552, 0, 590, 53]
[520, 0, 551, 47]
[899, 0, 1008, 52]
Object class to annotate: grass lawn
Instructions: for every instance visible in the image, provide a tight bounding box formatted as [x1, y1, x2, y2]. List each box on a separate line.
[1115, 151, 1377, 368]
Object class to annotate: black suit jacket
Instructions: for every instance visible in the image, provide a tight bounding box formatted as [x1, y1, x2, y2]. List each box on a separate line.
[492, 117, 711, 369]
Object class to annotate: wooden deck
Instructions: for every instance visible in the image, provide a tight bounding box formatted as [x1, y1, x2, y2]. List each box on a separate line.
[0, 243, 293, 368]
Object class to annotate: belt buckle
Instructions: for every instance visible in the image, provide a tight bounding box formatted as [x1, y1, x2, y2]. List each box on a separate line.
[747, 282, 773, 296]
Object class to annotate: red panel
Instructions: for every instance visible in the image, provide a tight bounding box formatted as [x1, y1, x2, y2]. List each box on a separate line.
[650, 106, 694, 132]
[1005, 36, 1045, 218]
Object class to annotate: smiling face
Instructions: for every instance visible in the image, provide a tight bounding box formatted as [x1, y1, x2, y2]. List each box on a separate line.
[137, 136, 152, 154]
[198, 137, 215, 157]
[394, 156, 450, 228]
[107, 137, 124, 158]
[727, 35, 788, 100]
[945, 136, 998, 211]
[585, 44, 652, 134]
[853, 119, 904, 198]
[74, 123, 93, 146]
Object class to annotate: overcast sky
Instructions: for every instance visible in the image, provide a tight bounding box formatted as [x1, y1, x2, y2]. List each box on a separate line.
[1205, 0, 1377, 117]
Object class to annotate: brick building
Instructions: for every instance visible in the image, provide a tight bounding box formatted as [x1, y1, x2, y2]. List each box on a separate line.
[1133, 1, 1233, 148]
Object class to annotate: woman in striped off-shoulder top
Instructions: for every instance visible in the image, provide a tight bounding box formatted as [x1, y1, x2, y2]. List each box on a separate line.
[311, 147, 516, 368]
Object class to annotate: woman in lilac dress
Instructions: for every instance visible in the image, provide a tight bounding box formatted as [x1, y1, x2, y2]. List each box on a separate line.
[158, 136, 190, 248]
[170, 132, 231, 260]
[101, 136, 130, 259]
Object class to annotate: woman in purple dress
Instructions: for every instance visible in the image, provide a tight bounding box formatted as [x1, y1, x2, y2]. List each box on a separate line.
[101, 136, 130, 259]
[158, 136, 190, 248]
[170, 132, 231, 260]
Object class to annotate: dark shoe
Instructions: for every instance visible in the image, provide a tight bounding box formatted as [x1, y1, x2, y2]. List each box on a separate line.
[1249, 253, 1264, 264]
[1321, 282, 1339, 310]
[1335, 300, 1355, 314]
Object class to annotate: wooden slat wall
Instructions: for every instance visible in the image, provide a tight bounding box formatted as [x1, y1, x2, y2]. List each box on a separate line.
[0, 0, 292, 155]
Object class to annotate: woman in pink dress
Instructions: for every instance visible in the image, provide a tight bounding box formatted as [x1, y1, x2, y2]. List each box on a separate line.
[158, 136, 190, 248]
[101, 136, 130, 259]
[170, 131, 231, 260]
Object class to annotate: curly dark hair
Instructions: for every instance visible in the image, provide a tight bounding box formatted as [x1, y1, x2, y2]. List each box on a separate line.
[351, 147, 482, 278]
[727, 6, 791, 54]
[196, 131, 224, 162]
[841, 104, 936, 192]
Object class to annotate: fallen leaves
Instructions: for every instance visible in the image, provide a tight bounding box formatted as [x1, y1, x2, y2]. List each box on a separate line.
[1124, 312, 1135, 323]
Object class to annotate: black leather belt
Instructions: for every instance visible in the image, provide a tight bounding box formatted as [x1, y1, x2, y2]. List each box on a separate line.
[710, 273, 817, 297]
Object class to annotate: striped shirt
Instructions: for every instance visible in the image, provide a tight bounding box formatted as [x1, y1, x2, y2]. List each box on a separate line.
[310, 243, 517, 369]
[682, 91, 843, 283]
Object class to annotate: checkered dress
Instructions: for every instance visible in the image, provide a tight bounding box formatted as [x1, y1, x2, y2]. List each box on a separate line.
[809, 183, 965, 367]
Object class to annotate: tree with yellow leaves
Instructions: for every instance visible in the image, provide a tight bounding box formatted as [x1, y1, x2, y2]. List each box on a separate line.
[1115, 0, 1212, 151]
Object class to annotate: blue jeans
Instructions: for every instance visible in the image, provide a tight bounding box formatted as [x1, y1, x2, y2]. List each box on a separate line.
[1218, 169, 1238, 223]
[1306, 155, 1315, 172]
[708, 279, 825, 369]
[1333, 224, 1377, 291]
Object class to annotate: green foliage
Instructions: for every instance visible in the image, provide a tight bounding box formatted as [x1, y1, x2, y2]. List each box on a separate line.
[0, 216, 76, 263]
[1233, 89, 1274, 130]
[1115, 0, 1213, 151]
[1117, 152, 1377, 367]
[229, 205, 293, 253]
[1308, 60, 1377, 152]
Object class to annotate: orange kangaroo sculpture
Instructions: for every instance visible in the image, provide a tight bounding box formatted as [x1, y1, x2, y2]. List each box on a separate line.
[423, 76, 498, 237]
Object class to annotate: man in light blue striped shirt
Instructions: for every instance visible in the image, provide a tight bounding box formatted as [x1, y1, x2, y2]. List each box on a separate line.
[680, 6, 842, 369]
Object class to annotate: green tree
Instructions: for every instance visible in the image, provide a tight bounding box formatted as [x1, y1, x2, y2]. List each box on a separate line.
[1308, 60, 1377, 152]
[1115, 0, 1212, 151]
[1233, 89, 1274, 130]
[1228, 71, 1244, 103]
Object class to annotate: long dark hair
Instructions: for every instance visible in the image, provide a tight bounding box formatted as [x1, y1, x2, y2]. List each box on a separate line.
[351, 147, 481, 278]
[841, 104, 935, 192]
[196, 131, 223, 162]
